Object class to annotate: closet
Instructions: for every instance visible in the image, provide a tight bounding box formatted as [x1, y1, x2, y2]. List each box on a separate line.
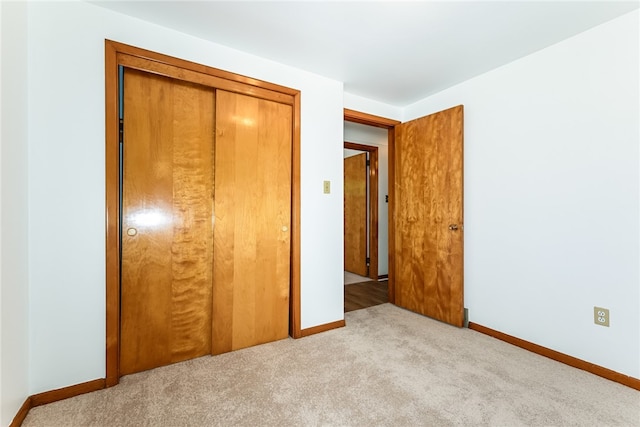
[109, 42, 296, 377]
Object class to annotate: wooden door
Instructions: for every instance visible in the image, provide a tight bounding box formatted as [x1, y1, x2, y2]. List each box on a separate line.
[344, 153, 368, 276]
[120, 69, 215, 375]
[393, 105, 464, 327]
[212, 90, 292, 354]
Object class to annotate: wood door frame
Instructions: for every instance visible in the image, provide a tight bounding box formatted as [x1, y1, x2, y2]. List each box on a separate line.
[344, 110, 400, 302]
[344, 141, 379, 280]
[105, 40, 302, 387]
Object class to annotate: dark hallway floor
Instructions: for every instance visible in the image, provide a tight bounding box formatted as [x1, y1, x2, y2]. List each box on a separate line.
[344, 280, 389, 312]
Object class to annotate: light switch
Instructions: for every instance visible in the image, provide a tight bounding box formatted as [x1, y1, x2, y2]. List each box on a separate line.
[323, 180, 331, 194]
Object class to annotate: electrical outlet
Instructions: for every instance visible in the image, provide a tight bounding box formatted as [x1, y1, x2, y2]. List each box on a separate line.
[594, 306, 610, 327]
[323, 180, 331, 194]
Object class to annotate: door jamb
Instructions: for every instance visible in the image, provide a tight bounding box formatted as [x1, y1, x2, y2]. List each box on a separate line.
[344, 141, 379, 280]
[105, 40, 302, 386]
[343, 109, 400, 302]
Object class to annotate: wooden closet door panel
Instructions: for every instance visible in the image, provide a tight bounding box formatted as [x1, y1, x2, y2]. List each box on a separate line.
[213, 90, 292, 354]
[120, 68, 215, 375]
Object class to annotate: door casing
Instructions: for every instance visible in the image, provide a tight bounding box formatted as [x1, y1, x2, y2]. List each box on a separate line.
[105, 40, 302, 386]
[344, 110, 399, 303]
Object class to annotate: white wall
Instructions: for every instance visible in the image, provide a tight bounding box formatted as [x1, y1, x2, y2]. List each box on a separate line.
[344, 93, 402, 122]
[1, 1, 30, 424]
[404, 10, 640, 377]
[344, 123, 390, 276]
[27, 0, 344, 394]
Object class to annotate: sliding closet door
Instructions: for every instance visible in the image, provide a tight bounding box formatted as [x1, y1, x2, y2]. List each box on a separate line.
[120, 68, 215, 375]
[213, 90, 292, 354]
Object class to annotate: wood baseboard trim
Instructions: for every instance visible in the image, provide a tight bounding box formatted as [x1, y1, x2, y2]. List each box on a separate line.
[377, 274, 388, 280]
[9, 378, 105, 427]
[30, 378, 106, 407]
[468, 322, 640, 391]
[9, 397, 31, 427]
[300, 319, 346, 337]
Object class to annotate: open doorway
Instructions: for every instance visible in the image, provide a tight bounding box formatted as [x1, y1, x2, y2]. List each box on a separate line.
[343, 107, 465, 327]
[344, 144, 375, 280]
[343, 121, 390, 311]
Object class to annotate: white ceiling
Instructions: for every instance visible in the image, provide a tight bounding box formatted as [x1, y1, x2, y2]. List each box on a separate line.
[92, 1, 639, 107]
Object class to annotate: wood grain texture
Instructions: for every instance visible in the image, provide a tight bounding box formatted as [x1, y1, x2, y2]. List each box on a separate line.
[344, 153, 368, 276]
[168, 79, 215, 364]
[344, 142, 379, 280]
[105, 41, 302, 381]
[394, 105, 464, 327]
[104, 40, 121, 387]
[213, 90, 292, 354]
[118, 53, 293, 106]
[120, 69, 214, 375]
[469, 323, 640, 391]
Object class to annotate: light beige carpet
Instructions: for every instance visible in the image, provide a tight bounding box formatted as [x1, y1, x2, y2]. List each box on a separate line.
[24, 304, 639, 426]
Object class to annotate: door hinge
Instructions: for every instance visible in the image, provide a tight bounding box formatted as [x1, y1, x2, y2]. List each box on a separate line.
[119, 119, 124, 144]
[366, 257, 370, 265]
[366, 159, 370, 167]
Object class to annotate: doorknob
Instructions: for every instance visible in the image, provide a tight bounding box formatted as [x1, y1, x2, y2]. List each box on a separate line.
[126, 227, 137, 236]
[448, 224, 459, 231]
